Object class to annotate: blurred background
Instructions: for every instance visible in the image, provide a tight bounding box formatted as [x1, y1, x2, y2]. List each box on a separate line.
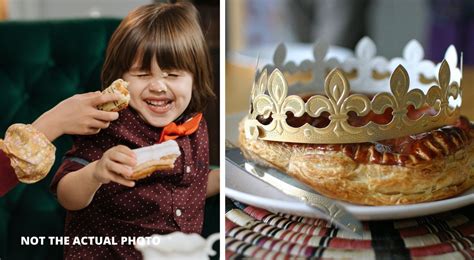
[0, 0, 219, 259]
[226, 0, 474, 114]
[1, 0, 149, 19]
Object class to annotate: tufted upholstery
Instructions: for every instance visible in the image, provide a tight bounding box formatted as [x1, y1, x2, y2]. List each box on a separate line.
[0, 19, 219, 259]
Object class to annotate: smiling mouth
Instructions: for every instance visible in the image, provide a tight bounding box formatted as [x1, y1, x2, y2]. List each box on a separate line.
[145, 100, 173, 107]
[144, 99, 174, 114]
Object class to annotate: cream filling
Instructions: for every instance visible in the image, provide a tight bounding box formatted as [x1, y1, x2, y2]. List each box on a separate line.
[133, 140, 181, 165]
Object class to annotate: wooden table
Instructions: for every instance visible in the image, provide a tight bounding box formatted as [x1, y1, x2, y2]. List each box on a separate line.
[226, 62, 474, 119]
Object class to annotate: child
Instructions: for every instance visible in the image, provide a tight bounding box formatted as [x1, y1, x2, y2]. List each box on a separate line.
[0, 91, 119, 196]
[51, 3, 217, 259]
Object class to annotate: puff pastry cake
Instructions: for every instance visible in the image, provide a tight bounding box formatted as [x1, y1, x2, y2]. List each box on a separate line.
[239, 116, 474, 205]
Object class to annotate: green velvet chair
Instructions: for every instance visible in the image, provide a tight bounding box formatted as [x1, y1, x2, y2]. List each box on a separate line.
[0, 18, 219, 259]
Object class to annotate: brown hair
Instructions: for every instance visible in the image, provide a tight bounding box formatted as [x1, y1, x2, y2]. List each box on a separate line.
[101, 2, 215, 113]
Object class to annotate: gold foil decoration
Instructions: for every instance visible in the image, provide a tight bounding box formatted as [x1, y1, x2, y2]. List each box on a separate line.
[245, 60, 461, 144]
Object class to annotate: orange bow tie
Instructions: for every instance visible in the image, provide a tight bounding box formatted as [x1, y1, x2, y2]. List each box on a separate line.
[158, 113, 203, 143]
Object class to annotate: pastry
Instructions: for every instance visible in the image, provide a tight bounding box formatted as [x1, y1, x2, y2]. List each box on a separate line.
[97, 79, 130, 112]
[239, 116, 474, 205]
[128, 140, 181, 180]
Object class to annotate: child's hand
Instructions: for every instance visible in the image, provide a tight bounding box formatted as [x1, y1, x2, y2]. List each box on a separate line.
[33, 92, 121, 141]
[206, 169, 220, 198]
[93, 145, 136, 187]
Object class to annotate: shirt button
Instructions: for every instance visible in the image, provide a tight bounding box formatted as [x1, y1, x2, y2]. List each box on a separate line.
[185, 166, 191, 173]
[175, 209, 182, 217]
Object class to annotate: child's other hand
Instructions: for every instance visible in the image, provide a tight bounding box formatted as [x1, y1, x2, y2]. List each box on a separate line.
[206, 169, 220, 198]
[93, 145, 136, 187]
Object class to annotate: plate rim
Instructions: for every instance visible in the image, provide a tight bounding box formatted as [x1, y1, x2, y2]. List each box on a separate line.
[226, 164, 474, 220]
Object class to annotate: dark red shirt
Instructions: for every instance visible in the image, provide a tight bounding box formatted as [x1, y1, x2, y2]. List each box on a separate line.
[0, 150, 19, 196]
[51, 108, 210, 259]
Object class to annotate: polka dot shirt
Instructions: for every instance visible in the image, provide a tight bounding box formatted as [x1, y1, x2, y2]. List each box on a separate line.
[50, 108, 210, 259]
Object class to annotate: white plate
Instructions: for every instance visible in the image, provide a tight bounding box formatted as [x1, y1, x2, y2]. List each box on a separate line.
[226, 113, 474, 221]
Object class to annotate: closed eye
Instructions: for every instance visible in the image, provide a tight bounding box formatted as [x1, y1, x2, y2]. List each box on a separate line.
[134, 73, 151, 78]
[163, 70, 182, 77]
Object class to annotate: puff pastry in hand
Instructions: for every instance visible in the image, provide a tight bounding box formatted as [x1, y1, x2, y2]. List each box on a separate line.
[97, 79, 130, 112]
[128, 140, 181, 180]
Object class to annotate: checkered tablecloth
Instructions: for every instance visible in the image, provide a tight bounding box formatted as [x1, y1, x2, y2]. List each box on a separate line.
[225, 199, 474, 259]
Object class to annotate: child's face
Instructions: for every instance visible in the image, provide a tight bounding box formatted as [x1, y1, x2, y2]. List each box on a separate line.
[123, 58, 193, 127]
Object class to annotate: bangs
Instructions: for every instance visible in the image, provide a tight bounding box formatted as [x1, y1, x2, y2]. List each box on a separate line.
[134, 12, 199, 74]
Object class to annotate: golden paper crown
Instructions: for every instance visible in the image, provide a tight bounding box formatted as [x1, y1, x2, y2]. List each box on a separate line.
[244, 37, 463, 144]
